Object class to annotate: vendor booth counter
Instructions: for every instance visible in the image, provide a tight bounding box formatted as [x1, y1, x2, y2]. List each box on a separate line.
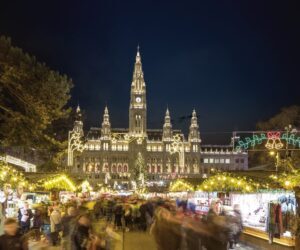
[242, 227, 295, 249]
[187, 191, 296, 248]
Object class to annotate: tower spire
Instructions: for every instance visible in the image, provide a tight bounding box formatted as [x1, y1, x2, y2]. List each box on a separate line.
[189, 109, 200, 142]
[163, 107, 172, 141]
[129, 46, 147, 136]
[101, 106, 111, 139]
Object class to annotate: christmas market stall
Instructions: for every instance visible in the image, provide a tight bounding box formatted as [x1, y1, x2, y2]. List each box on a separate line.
[196, 172, 299, 248]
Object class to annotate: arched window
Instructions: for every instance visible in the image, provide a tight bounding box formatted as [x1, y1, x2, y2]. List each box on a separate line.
[151, 165, 155, 173]
[112, 165, 117, 173]
[123, 164, 128, 172]
[172, 166, 176, 173]
[157, 165, 161, 173]
[118, 164, 122, 173]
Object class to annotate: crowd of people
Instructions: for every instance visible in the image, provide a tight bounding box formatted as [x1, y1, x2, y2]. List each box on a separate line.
[0, 195, 243, 250]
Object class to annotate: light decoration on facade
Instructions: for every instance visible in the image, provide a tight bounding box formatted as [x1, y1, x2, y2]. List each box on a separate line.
[169, 134, 185, 169]
[112, 132, 144, 145]
[80, 180, 93, 192]
[235, 131, 300, 151]
[169, 179, 194, 192]
[67, 130, 85, 166]
[197, 173, 264, 193]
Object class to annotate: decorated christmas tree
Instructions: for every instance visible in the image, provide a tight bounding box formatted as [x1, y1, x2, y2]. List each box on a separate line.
[131, 152, 147, 188]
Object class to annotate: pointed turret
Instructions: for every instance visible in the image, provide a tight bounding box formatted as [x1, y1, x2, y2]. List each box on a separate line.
[101, 105, 111, 139]
[188, 109, 201, 142]
[163, 108, 173, 141]
[74, 105, 83, 135]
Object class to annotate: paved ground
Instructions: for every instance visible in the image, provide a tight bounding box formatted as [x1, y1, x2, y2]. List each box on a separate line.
[114, 231, 257, 250]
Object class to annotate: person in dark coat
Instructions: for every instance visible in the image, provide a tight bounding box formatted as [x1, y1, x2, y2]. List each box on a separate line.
[72, 215, 91, 250]
[32, 208, 43, 230]
[0, 218, 25, 250]
[61, 206, 77, 250]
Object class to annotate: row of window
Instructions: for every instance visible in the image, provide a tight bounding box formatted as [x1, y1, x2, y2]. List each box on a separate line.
[86, 143, 129, 151]
[147, 144, 199, 152]
[201, 158, 245, 164]
[85, 143, 200, 153]
[202, 158, 231, 164]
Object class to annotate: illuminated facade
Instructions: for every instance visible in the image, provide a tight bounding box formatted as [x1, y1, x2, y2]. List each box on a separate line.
[70, 48, 247, 182]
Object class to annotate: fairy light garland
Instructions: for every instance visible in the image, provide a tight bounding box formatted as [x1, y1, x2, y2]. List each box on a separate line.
[43, 174, 76, 192]
[270, 171, 300, 190]
[197, 173, 264, 193]
[0, 160, 31, 189]
[169, 179, 194, 192]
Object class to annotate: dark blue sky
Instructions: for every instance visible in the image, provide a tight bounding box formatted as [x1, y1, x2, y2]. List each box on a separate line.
[0, 0, 299, 143]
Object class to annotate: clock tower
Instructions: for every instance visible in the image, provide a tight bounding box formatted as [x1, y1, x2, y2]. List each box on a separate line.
[129, 46, 147, 136]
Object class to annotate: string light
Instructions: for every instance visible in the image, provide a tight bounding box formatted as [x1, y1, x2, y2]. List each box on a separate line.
[169, 179, 194, 192]
[0, 160, 31, 189]
[197, 173, 263, 193]
[270, 171, 300, 190]
[43, 174, 76, 192]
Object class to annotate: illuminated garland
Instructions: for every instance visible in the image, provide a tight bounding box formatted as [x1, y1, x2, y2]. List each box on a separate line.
[235, 132, 300, 151]
[43, 174, 76, 192]
[197, 173, 265, 193]
[270, 171, 300, 190]
[169, 179, 194, 192]
[0, 160, 33, 190]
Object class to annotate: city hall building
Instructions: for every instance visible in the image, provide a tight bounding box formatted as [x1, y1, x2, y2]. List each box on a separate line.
[70, 49, 248, 183]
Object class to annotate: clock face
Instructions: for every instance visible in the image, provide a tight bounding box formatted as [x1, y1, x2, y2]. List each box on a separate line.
[136, 97, 142, 103]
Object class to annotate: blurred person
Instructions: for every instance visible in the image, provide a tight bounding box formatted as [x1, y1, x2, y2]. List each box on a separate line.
[50, 205, 61, 246]
[0, 218, 25, 250]
[151, 206, 182, 250]
[32, 208, 43, 230]
[123, 204, 132, 231]
[204, 200, 229, 250]
[232, 204, 243, 248]
[114, 203, 123, 230]
[93, 200, 102, 220]
[72, 214, 91, 250]
[61, 206, 77, 250]
[139, 202, 148, 231]
[105, 223, 121, 250]
[18, 202, 33, 234]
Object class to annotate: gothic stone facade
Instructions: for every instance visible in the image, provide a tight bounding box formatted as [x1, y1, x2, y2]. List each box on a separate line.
[71, 49, 247, 183]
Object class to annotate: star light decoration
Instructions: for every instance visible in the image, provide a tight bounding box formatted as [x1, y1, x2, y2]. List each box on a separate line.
[67, 130, 85, 166]
[112, 132, 144, 144]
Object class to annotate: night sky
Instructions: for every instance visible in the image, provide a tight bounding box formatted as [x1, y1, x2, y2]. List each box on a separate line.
[0, 1, 299, 144]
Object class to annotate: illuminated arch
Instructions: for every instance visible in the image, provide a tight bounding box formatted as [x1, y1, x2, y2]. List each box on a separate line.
[169, 179, 194, 192]
[197, 173, 262, 193]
